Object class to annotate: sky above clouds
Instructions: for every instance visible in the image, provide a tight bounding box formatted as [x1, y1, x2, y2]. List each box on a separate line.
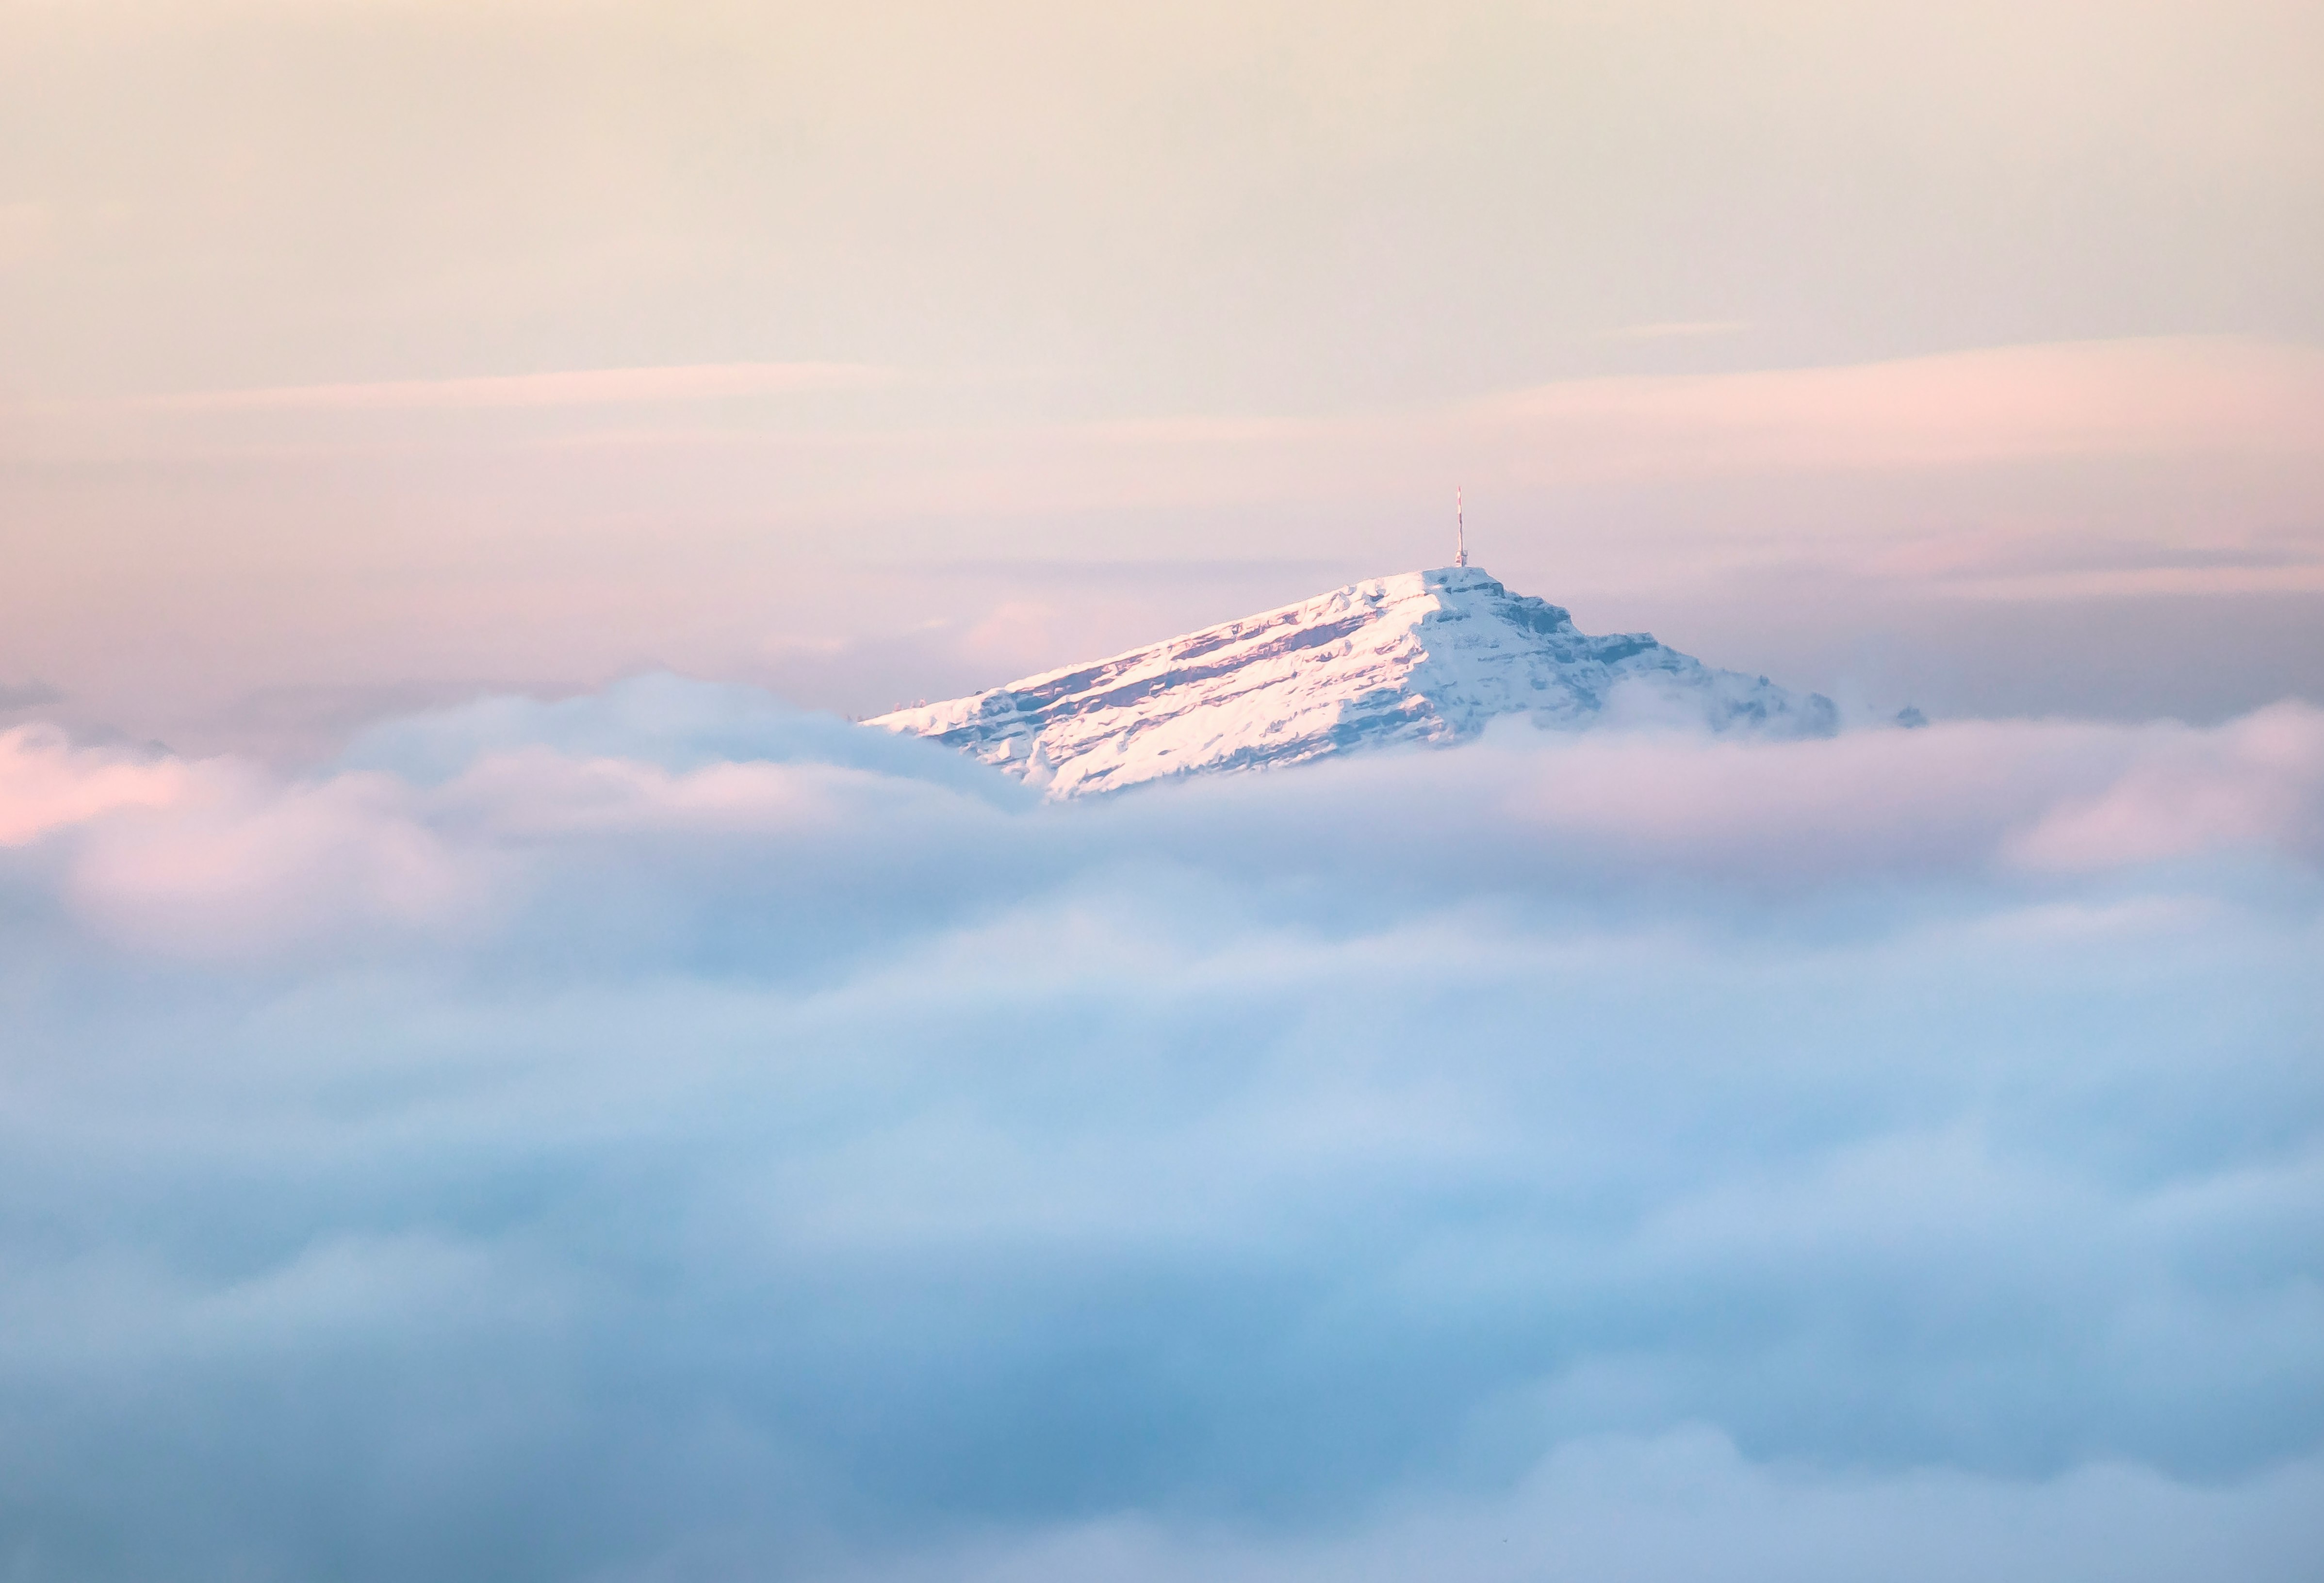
[2, 0, 2321, 754]
[2, 4, 2322, 1578]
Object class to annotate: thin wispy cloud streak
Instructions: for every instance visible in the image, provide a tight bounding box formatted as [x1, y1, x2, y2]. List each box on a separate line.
[1, 680, 2318, 1580]
[1596, 321, 1753, 341]
[119, 362, 915, 412]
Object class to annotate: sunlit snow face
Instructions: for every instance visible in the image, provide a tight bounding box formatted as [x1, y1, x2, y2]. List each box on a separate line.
[2, 683, 2321, 1582]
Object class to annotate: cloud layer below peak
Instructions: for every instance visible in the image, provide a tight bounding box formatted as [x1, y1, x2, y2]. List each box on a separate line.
[1, 683, 2319, 1581]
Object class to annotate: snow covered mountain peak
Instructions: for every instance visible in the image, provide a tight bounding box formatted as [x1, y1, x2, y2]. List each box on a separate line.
[870, 566, 1837, 797]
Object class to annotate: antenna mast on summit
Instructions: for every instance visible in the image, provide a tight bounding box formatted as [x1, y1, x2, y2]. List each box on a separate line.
[1455, 486, 1467, 568]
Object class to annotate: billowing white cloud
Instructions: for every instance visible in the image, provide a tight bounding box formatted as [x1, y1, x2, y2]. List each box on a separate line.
[0, 681, 2317, 1579]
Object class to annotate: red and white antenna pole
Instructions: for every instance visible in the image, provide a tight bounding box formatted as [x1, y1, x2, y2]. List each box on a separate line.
[1456, 486, 1467, 568]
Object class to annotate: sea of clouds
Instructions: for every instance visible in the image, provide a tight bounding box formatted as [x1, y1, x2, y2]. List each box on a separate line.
[2, 680, 2321, 1581]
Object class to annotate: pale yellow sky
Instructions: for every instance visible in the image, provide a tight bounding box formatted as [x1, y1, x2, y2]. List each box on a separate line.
[3, 0, 2321, 753]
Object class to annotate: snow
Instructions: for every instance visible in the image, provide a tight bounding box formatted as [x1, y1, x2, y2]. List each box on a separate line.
[869, 567, 1839, 797]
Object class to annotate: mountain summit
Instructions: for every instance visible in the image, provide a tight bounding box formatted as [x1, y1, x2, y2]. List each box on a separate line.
[871, 567, 1837, 797]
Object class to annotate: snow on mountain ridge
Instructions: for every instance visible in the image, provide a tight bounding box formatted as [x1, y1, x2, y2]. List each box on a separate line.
[870, 567, 1837, 797]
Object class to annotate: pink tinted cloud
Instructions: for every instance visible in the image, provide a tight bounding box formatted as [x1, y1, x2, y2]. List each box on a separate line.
[49, 760, 488, 961]
[0, 723, 480, 958]
[1480, 722, 2093, 881]
[2008, 702, 2324, 871]
[0, 724, 189, 844]
[1489, 704, 2324, 881]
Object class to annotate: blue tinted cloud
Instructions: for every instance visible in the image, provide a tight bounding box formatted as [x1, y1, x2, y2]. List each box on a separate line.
[0, 689, 2319, 1580]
